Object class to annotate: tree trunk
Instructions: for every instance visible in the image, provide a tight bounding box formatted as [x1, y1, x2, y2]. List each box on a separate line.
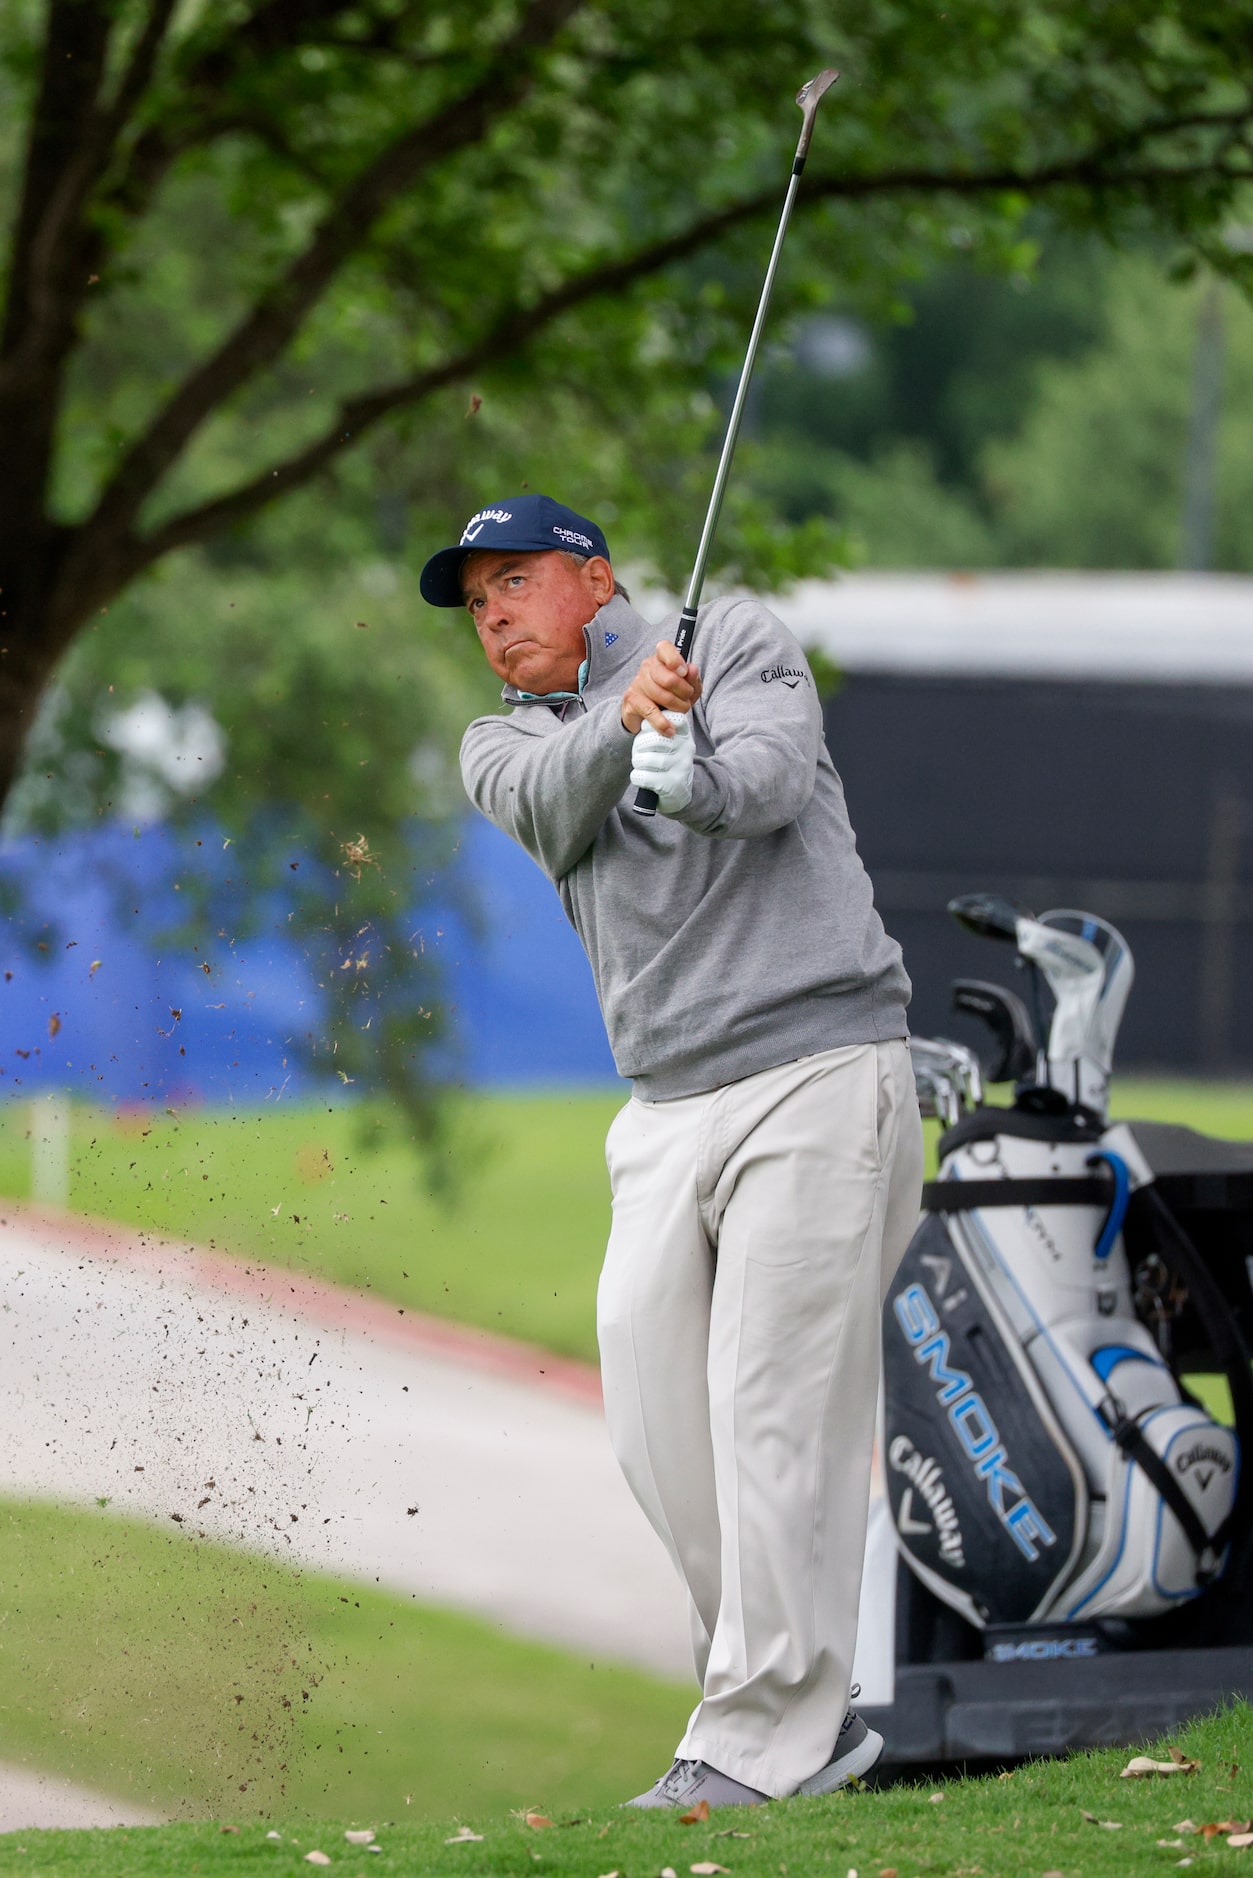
[0, 531, 93, 806]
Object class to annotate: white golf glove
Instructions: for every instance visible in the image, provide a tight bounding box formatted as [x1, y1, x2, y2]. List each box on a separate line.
[630, 710, 694, 815]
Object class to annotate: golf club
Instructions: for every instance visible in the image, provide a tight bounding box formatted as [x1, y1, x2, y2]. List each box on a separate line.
[633, 65, 840, 816]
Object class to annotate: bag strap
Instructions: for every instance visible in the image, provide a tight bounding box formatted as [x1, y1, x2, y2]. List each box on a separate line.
[1098, 1398, 1231, 1581]
[923, 1175, 1111, 1212]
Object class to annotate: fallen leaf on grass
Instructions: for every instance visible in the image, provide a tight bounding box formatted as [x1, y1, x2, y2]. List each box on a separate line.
[690, 1863, 729, 1874]
[445, 1827, 484, 1844]
[680, 1802, 711, 1825]
[1121, 1748, 1200, 1778]
[344, 1831, 376, 1845]
[1200, 1820, 1253, 1838]
[928, 1792, 945, 1803]
[1042, 1871, 1065, 1877]
[1175, 1820, 1198, 1834]
[1158, 1840, 1186, 1848]
[304, 1856, 332, 1868]
[265, 1831, 282, 1841]
[1081, 1809, 1122, 1829]
[220, 1825, 240, 1834]
[525, 1812, 555, 1829]
[660, 1867, 678, 1878]
[880, 1868, 899, 1877]
[1229, 1833, 1253, 1849]
[713, 1831, 753, 1840]
[596, 1870, 621, 1877]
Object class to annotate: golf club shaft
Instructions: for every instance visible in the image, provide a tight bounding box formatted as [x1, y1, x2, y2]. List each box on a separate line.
[633, 67, 838, 817]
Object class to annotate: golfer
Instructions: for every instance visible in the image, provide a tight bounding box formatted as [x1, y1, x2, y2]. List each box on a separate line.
[422, 494, 922, 1808]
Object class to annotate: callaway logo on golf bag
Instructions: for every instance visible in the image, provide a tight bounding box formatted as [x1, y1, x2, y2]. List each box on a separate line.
[887, 1435, 965, 1568]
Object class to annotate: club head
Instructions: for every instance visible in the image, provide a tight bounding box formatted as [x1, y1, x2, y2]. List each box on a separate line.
[796, 68, 840, 110]
[909, 1037, 981, 1127]
[795, 68, 839, 159]
[948, 891, 1028, 945]
[951, 978, 1038, 1083]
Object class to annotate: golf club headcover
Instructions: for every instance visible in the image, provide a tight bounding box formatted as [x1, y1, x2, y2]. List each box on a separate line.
[630, 711, 693, 816]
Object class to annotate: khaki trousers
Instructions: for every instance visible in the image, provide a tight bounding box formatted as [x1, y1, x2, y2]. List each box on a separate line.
[597, 1040, 922, 1797]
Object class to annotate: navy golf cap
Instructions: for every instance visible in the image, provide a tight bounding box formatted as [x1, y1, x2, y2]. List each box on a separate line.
[420, 493, 610, 608]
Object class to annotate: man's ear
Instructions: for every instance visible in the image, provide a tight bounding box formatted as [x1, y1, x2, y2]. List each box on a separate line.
[585, 555, 615, 605]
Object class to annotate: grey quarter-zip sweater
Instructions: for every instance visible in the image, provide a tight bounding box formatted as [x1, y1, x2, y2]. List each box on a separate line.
[459, 590, 910, 1100]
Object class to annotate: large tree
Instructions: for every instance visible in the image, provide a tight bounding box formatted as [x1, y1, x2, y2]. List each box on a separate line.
[2, 0, 1252, 1132]
[3, 0, 1253, 796]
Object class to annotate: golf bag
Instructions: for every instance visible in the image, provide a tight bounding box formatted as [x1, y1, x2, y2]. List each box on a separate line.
[884, 897, 1251, 1633]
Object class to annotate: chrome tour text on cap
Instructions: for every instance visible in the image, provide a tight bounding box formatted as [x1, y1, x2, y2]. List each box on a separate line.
[419, 493, 610, 607]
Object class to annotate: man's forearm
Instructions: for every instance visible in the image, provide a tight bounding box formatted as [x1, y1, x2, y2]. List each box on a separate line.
[460, 699, 635, 880]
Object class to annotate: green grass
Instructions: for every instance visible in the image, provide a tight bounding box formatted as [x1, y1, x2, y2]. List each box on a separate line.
[0, 1499, 691, 1825]
[4, 1080, 1249, 1369]
[3, 1703, 1252, 1875]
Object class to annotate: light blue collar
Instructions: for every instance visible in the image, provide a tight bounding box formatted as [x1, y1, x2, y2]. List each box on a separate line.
[514, 657, 589, 704]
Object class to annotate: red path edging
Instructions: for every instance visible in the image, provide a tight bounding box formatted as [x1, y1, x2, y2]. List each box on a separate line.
[2, 1201, 603, 1411]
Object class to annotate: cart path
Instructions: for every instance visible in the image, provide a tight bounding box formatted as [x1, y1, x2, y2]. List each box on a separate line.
[0, 1203, 691, 1667]
[0, 1765, 163, 1834]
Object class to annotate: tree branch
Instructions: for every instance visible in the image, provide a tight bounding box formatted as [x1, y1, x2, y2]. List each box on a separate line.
[0, 0, 119, 556]
[99, 0, 180, 150]
[0, 0, 182, 394]
[0, 0, 183, 531]
[87, 0, 421, 284]
[76, 0, 585, 554]
[0, 0, 112, 363]
[125, 126, 1253, 571]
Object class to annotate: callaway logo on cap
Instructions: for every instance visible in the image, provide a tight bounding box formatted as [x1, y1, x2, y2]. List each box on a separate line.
[420, 493, 611, 608]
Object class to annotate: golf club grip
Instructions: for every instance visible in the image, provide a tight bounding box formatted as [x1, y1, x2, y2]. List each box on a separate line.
[632, 606, 699, 817]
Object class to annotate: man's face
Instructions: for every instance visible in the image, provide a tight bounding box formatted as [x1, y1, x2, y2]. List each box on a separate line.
[461, 549, 614, 694]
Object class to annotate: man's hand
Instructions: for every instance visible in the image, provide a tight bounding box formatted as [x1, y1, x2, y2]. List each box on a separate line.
[631, 713, 694, 815]
[621, 641, 702, 736]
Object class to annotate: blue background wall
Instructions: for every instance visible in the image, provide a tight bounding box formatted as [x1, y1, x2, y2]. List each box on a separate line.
[0, 814, 618, 1108]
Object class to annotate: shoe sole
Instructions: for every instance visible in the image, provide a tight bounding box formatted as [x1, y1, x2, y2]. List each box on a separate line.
[794, 1725, 884, 1797]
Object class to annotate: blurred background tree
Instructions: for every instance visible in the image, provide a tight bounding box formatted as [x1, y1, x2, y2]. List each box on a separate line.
[743, 246, 1253, 572]
[3, 0, 1253, 1127]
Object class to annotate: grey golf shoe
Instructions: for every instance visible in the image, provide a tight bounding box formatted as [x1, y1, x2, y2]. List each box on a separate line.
[627, 1759, 770, 1809]
[794, 1706, 885, 1796]
[626, 1703, 883, 1810]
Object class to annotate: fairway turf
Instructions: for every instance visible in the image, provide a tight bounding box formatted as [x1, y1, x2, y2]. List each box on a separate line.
[0, 1500, 691, 1824]
[0, 1081, 1248, 1367]
[2, 1703, 1252, 1875]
